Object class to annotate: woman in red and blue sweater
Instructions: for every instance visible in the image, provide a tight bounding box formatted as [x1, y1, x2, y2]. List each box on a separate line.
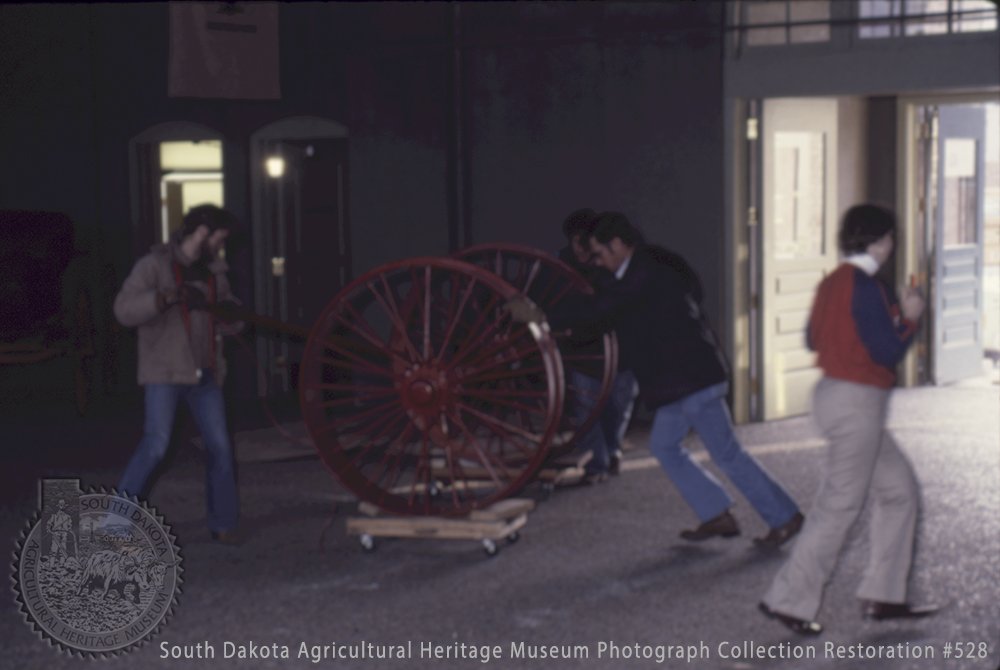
[760, 204, 938, 635]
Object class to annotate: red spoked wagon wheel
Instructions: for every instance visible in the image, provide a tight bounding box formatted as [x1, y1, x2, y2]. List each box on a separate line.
[453, 243, 617, 459]
[299, 257, 565, 516]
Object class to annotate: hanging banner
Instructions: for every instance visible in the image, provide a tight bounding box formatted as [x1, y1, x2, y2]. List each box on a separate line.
[168, 2, 280, 100]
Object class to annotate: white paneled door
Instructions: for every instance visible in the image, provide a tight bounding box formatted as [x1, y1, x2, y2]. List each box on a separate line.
[932, 105, 987, 384]
[761, 98, 839, 419]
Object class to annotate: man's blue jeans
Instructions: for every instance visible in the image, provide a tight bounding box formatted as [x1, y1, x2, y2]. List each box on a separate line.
[648, 382, 798, 529]
[569, 370, 639, 472]
[567, 370, 610, 469]
[602, 370, 638, 454]
[118, 371, 239, 533]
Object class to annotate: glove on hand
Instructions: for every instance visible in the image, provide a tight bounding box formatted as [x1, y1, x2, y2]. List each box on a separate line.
[503, 296, 545, 324]
[157, 284, 209, 312]
[178, 283, 209, 311]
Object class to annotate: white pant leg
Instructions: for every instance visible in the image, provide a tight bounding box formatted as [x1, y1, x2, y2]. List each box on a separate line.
[855, 430, 920, 604]
[763, 378, 888, 620]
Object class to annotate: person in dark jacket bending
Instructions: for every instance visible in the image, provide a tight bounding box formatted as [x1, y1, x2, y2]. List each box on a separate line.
[534, 212, 803, 545]
[556, 208, 638, 480]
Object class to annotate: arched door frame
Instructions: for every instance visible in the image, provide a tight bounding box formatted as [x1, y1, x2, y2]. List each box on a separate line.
[249, 116, 350, 396]
[128, 121, 224, 254]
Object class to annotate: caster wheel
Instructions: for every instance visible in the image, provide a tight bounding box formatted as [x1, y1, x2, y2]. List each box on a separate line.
[506, 531, 520, 544]
[482, 538, 499, 557]
[360, 534, 376, 553]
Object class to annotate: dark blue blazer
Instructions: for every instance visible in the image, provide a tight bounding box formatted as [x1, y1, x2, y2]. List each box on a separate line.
[550, 245, 729, 409]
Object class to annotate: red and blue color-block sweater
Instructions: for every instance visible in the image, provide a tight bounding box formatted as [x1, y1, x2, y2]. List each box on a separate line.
[807, 262, 918, 389]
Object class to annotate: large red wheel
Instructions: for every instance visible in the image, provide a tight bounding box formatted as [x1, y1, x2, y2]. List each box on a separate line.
[453, 243, 617, 459]
[299, 257, 565, 516]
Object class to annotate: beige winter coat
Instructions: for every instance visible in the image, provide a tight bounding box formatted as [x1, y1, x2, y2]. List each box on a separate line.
[114, 243, 238, 386]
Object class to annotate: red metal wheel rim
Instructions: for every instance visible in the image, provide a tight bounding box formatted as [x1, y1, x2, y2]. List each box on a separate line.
[299, 257, 565, 516]
[454, 243, 618, 459]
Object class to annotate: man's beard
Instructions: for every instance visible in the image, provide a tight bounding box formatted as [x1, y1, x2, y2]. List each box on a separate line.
[197, 241, 217, 265]
[183, 241, 216, 279]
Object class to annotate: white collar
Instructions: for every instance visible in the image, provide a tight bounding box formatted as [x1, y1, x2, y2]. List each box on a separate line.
[614, 252, 634, 280]
[844, 253, 879, 276]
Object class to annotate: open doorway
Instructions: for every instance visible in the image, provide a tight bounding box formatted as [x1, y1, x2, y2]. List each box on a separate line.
[903, 96, 1000, 387]
[250, 117, 351, 396]
[738, 93, 998, 422]
[129, 122, 225, 255]
[158, 141, 224, 243]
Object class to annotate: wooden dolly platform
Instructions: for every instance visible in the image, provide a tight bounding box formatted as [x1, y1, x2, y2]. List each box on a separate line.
[535, 451, 593, 496]
[426, 450, 594, 499]
[346, 498, 534, 557]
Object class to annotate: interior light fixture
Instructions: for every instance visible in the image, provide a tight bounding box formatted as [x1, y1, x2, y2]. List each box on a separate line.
[265, 156, 285, 178]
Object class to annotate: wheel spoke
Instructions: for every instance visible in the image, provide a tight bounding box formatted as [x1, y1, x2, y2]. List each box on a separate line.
[316, 344, 393, 378]
[446, 410, 505, 487]
[332, 302, 410, 367]
[521, 258, 543, 296]
[405, 430, 433, 511]
[373, 423, 417, 496]
[447, 319, 532, 374]
[303, 255, 564, 516]
[458, 387, 549, 400]
[372, 422, 418, 509]
[434, 273, 477, 363]
[313, 393, 396, 410]
[457, 339, 541, 378]
[457, 403, 544, 447]
[541, 280, 575, 309]
[309, 382, 396, 395]
[459, 363, 550, 385]
[368, 274, 420, 361]
[440, 295, 505, 370]
[347, 410, 411, 468]
[314, 398, 404, 437]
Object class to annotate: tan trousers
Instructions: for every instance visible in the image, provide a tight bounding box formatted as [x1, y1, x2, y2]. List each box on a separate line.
[763, 377, 920, 621]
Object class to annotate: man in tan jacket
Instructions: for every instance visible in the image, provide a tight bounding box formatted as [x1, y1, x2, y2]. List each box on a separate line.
[114, 204, 241, 543]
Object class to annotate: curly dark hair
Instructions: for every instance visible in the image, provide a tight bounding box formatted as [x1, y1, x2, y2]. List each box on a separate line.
[591, 211, 644, 247]
[562, 208, 597, 240]
[178, 204, 239, 240]
[838, 204, 896, 255]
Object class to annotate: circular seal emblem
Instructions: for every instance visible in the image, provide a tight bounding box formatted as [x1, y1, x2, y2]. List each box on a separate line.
[12, 479, 182, 656]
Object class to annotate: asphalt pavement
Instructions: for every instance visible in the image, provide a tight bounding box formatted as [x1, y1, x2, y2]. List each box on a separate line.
[2, 374, 997, 670]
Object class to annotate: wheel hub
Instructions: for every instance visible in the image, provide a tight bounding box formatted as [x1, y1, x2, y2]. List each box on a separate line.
[399, 365, 451, 420]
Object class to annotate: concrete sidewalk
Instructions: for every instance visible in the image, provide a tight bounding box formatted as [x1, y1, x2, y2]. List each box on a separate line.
[2, 380, 997, 669]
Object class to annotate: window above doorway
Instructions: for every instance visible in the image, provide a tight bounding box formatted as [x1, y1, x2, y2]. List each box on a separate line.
[729, 0, 997, 50]
[158, 140, 224, 243]
[858, 0, 997, 38]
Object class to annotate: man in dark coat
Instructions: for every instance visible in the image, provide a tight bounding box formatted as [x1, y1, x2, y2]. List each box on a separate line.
[535, 212, 804, 545]
[555, 208, 637, 480]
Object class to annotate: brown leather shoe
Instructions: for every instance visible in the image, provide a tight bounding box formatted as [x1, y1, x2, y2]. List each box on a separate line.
[680, 511, 740, 541]
[754, 512, 804, 550]
[862, 600, 939, 621]
[758, 602, 823, 636]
